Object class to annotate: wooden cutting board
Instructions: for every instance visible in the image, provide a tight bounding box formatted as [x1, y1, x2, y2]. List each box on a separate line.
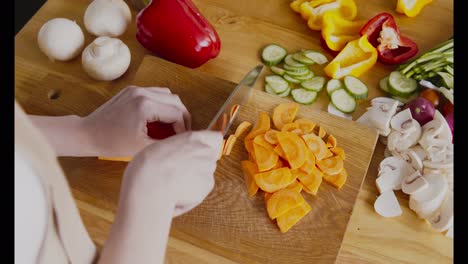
[131, 55, 379, 263]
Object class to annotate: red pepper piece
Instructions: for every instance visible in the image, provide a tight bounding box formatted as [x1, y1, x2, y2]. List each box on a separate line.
[360, 12, 418, 65]
[147, 121, 176, 139]
[136, 0, 221, 68]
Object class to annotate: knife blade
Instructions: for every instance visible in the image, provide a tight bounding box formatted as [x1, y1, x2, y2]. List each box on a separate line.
[207, 64, 264, 137]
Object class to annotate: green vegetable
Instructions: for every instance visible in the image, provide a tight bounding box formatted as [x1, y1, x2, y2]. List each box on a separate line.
[270, 66, 286, 76]
[343, 75, 368, 99]
[261, 44, 288, 66]
[301, 76, 326, 92]
[265, 75, 289, 93]
[330, 89, 356, 113]
[291, 88, 318, 105]
[326, 79, 343, 97]
[285, 54, 306, 68]
[388, 71, 418, 97]
[283, 74, 301, 84]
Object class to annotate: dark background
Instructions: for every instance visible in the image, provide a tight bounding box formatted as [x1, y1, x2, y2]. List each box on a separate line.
[15, 0, 46, 34]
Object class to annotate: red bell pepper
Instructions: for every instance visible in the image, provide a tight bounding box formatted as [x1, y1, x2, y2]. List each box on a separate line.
[359, 12, 418, 65]
[136, 0, 221, 68]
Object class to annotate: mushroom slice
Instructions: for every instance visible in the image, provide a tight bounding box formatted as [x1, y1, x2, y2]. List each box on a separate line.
[387, 122, 421, 152]
[398, 149, 424, 171]
[409, 173, 448, 219]
[378, 156, 415, 190]
[390, 108, 416, 133]
[429, 191, 453, 232]
[426, 140, 451, 163]
[422, 117, 443, 136]
[368, 101, 399, 136]
[401, 171, 428, 195]
[371, 97, 404, 107]
[423, 159, 453, 170]
[432, 110, 452, 142]
[374, 190, 402, 218]
[410, 145, 427, 161]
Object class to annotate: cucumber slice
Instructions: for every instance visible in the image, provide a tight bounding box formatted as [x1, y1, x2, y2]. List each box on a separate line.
[294, 71, 314, 81]
[379, 76, 390, 93]
[285, 54, 306, 68]
[343, 76, 368, 99]
[285, 68, 310, 77]
[261, 44, 287, 66]
[278, 87, 291, 97]
[303, 50, 328, 65]
[265, 84, 291, 97]
[284, 64, 308, 71]
[326, 79, 343, 97]
[437, 71, 453, 89]
[270, 66, 286, 76]
[283, 74, 301, 84]
[301, 76, 326, 92]
[292, 52, 316, 65]
[330, 89, 356, 113]
[291, 88, 318, 105]
[265, 75, 289, 93]
[388, 71, 418, 97]
[265, 83, 276, 95]
[391, 92, 419, 104]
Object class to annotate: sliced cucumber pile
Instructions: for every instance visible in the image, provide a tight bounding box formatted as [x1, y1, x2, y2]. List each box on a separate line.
[260, 44, 368, 113]
[388, 71, 418, 97]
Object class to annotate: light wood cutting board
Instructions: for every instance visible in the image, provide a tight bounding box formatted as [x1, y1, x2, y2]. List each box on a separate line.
[131, 55, 379, 263]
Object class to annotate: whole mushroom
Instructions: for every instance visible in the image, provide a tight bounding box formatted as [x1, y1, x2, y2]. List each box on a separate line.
[81, 36, 131, 81]
[84, 0, 132, 37]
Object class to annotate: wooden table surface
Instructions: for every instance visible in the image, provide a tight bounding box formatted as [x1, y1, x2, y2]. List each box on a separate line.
[15, 0, 454, 263]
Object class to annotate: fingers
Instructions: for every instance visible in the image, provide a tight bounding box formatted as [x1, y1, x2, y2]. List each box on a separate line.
[144, 104, 187, 134]
[140, 91, 192, 131]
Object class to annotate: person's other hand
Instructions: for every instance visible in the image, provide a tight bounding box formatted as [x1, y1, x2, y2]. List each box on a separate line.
[120, 130, 222, 217]
[82, 86, 191, 157]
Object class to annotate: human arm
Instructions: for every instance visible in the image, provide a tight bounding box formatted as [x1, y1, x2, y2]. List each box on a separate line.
[29, 86, 191, 157]
[97, 131, 222, 263]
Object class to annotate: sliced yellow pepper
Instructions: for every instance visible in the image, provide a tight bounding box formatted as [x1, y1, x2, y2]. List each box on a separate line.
[324, 34, 378, 79]
[290, 0, 308, 13]
[396, 0, 433, 18]
[321, 10, 365, 51]
[300, 0, 357, 31]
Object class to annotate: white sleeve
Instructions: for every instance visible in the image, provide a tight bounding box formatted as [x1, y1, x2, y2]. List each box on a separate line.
[15, 150, 48, 264]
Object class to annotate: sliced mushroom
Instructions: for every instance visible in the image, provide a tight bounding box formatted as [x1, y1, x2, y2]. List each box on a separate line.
[387, 122, 421, 152]
[423, 159, 453, 170]
[390, 108, 417, 133]
[370, 101, 399, 136]
[401, 171, 428, 195]
[409, 173, 448, 219]
[374, 190, 402, 218]
[426, 140, 452, 162]
[410, 145, 427, 161]
[378, 156, 415, 191]
[398, 149, 424, 171]
[432, 110, 452, 142]
[429, 191, 453, 232]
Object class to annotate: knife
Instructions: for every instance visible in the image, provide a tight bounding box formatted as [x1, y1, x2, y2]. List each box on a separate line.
[207, 64, 264, 137]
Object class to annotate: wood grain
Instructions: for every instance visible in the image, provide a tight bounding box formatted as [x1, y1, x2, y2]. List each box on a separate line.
[15, 0, 454, 263]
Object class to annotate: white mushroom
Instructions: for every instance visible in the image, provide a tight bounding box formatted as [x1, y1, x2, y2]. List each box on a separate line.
[423, 159, 453, 170]
[409, 173, 448, 219]
[374, 190, 402, 218]
[371, 97, 404, 107]
[327, 103, 353, 120]
[420, 111, 451, 149]
[37, 18, 85, 61]
[390, 108, 417, 134]
[409, 145, 427, 161]
[429, 191, 453, 232]
[426, 140, 452, 163]
[81, 36, 131, 81]
[358, 101, 399, 136]
[397, 149, 424, 171]
[401, 171, 428, 195]
[387, 121, 421, 152]
[84, 0, 132, 37]
[377, 156, 415, 192]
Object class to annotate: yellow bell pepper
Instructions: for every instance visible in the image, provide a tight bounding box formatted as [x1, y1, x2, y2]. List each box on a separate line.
[396, 0, 433, 18]
[290, 0, 308, 13]
[300, 0, 357, 31]
[324, 35, 378, 79]
[321, 10, 365, 51]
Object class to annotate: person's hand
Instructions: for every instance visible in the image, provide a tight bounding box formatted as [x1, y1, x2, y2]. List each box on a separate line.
[82, 86, 191, 157]
[120, 130, 223, 217]
[98, 131, 222, 264]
